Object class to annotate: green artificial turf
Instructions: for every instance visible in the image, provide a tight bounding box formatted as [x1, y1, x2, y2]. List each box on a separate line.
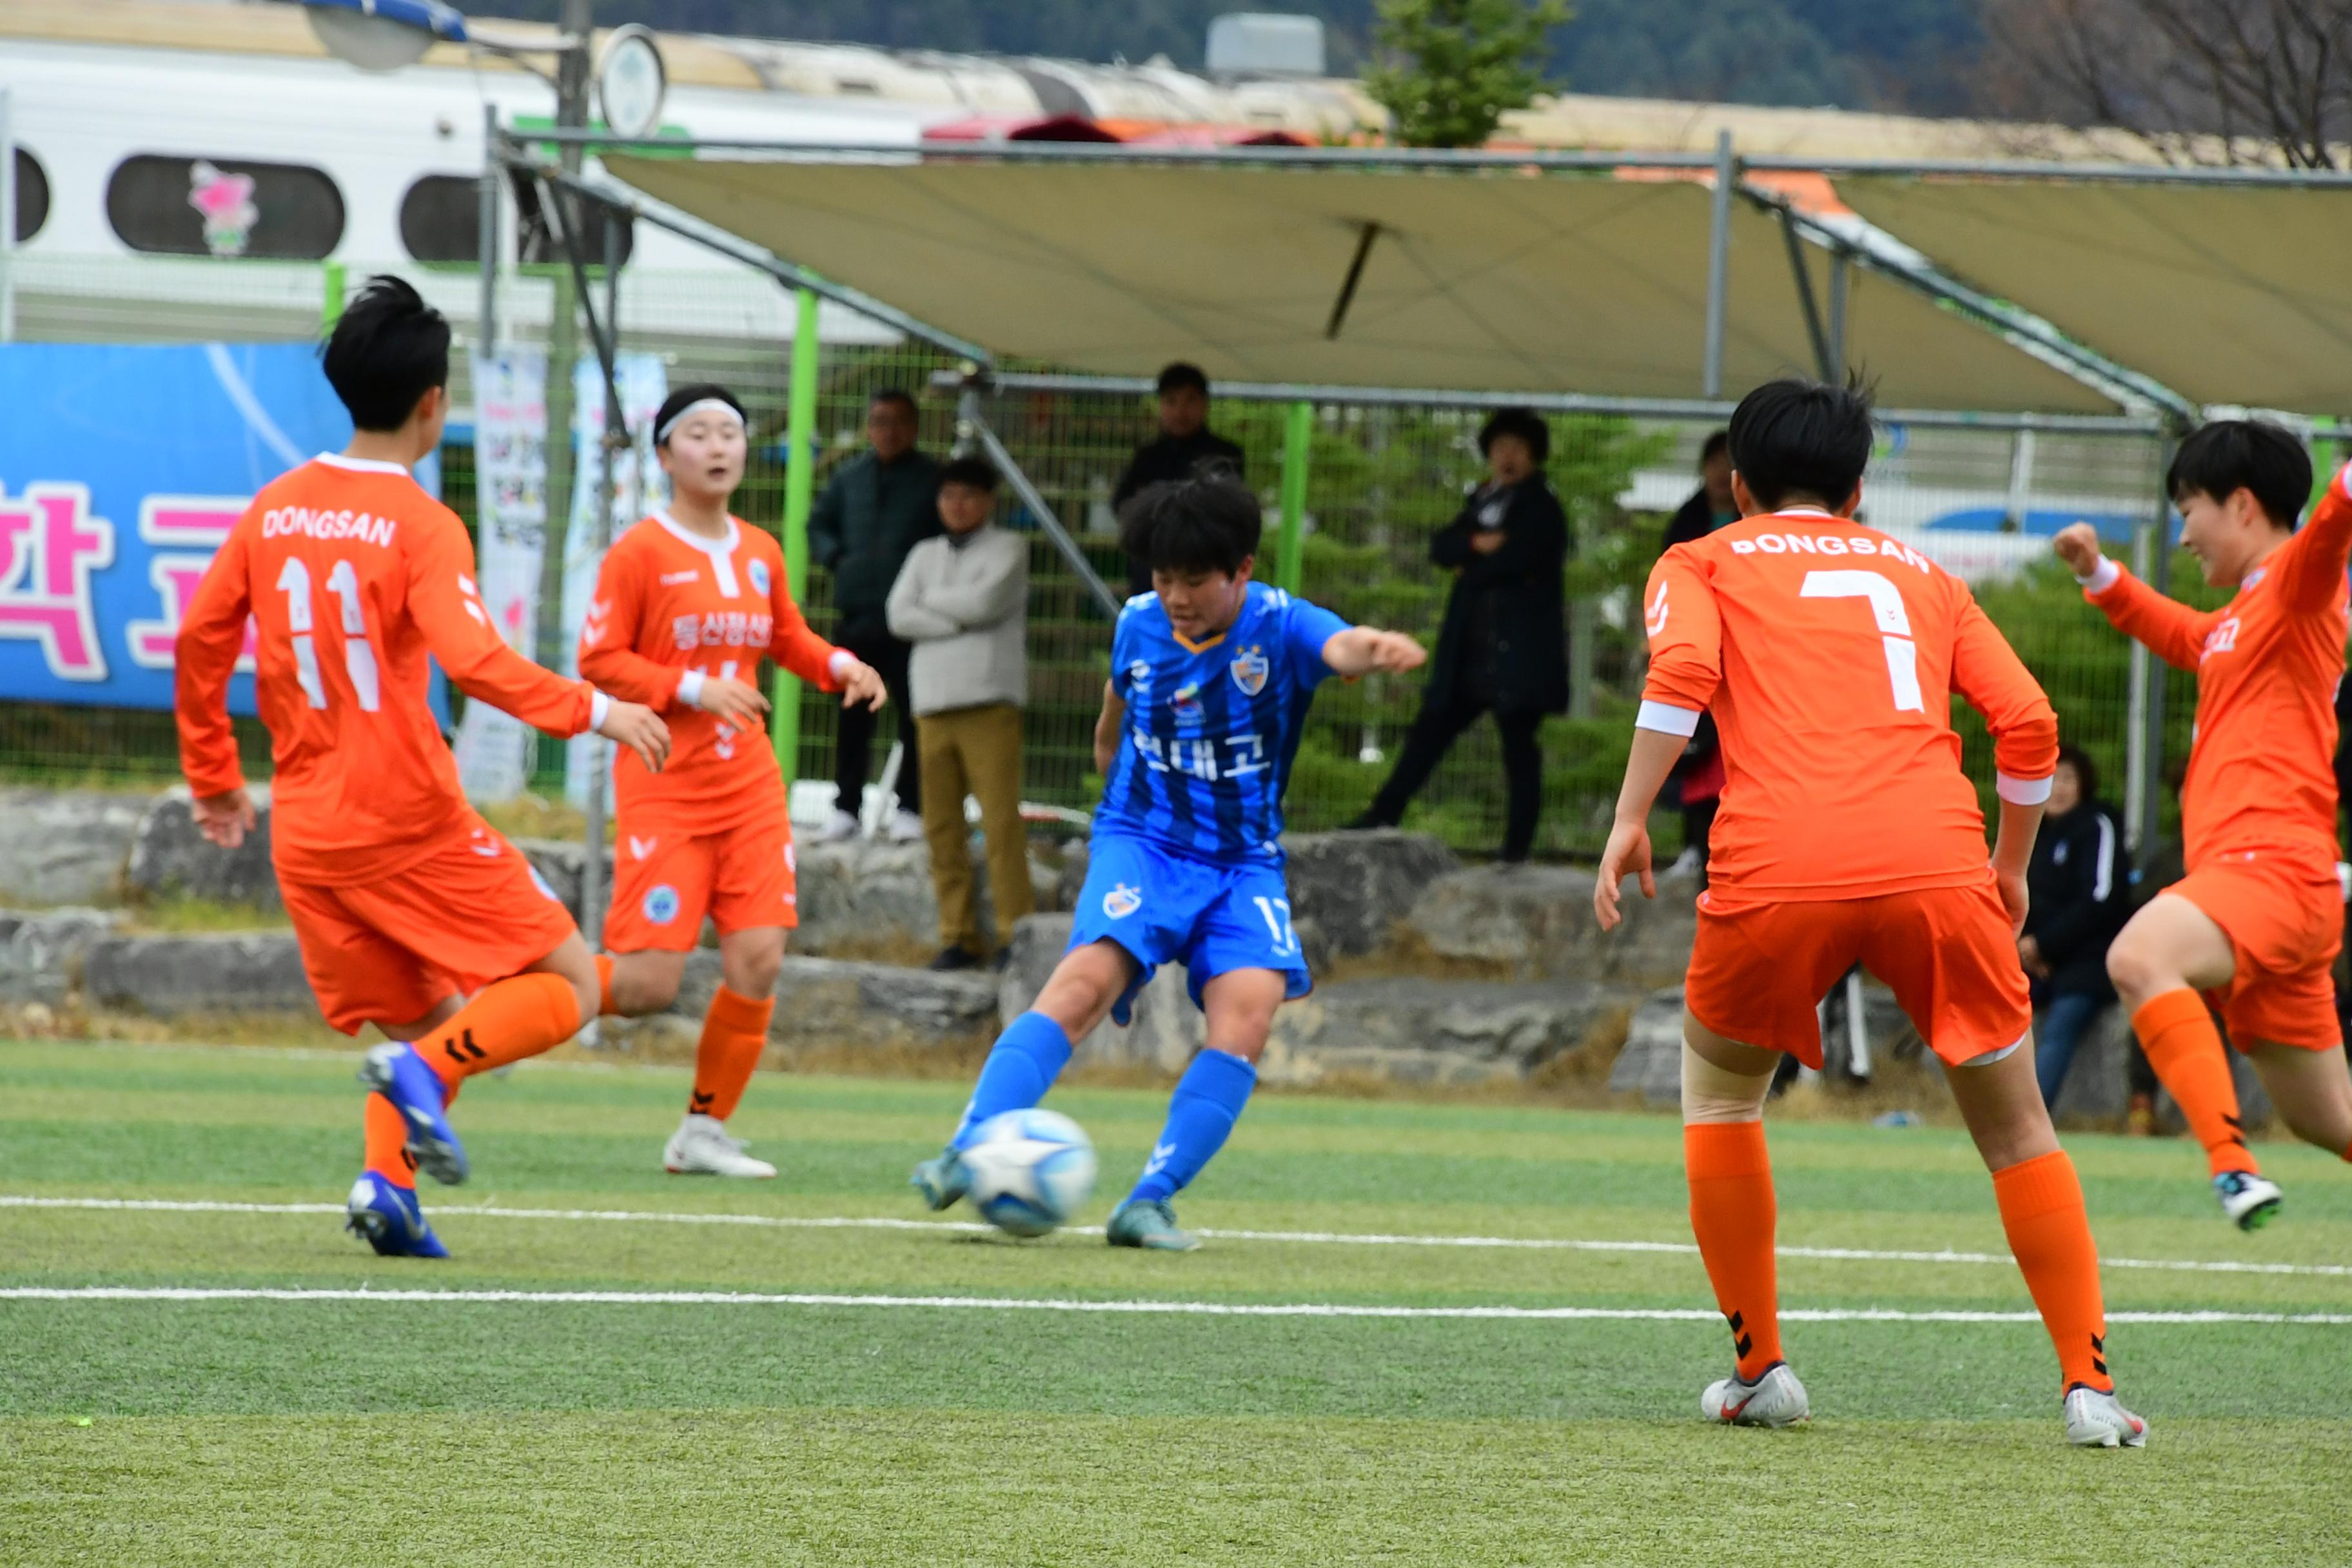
[4, 1041, 2350, 1566]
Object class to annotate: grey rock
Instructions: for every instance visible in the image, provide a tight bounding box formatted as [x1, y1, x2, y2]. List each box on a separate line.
[1408, 861, 1698, 983]
[794, 839, 943, 954]
[1609, 986, 1688, 1102]
[2048, 1002, 2133, 1123]
[126, 785, 279, 909]
[0, 787, 142, 905]
[620, 947, 992, 1056]
[514, 838, 608, 923]
[1282, 830, 1460, 963]
[83, 931, 314, 1015]
[1261, 974, 1620, 1087]
[0, 906, 122, 1004]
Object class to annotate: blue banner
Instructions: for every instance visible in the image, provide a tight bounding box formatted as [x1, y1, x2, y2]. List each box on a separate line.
[0, 342, 360, 715]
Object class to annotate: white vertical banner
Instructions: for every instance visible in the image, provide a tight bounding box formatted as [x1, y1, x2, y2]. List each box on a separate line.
[562, 353, 669, 803]
[454, 346, 548, 803]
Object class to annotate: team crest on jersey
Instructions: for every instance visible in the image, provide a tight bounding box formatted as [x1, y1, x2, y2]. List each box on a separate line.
[1171, 681, 1204, 721]
[1228, 644, 1269, 696]
[747, 558, 770, 597]
[643, 885, 681, 925]
[1102, 882, 1143, 920]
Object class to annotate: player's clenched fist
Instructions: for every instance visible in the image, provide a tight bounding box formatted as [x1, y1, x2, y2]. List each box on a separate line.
[836, 657, 889, 711]
[2050, 522, 2103, 577]
[598, 700, 672, 773]
[692, 674, 770, 729]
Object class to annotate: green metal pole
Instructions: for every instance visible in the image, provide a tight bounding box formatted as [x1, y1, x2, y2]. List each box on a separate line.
[1277, 399, 1311, 593]
[320, 260, 346, 329]
[774, 287, 820, 783]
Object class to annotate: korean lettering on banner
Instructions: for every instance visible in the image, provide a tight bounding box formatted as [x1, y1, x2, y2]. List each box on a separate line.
[560, 353, 667, 806]
[0, 342, 356, 715]
[451, 348, 547, 803]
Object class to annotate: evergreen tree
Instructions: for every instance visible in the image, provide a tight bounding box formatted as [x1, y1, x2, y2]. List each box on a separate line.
[1363, 0, 1571, 148]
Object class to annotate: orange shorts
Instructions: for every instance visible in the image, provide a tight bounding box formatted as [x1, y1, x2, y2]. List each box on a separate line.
[280, 817, 576, 1035]
[2170, 855, 2344, 1052]
[603, 812, 798, 954]
[1684, 877, 2032, 1070]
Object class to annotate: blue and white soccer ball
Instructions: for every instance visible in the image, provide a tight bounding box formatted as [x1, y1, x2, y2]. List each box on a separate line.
[963, 1108, 1097, 1238]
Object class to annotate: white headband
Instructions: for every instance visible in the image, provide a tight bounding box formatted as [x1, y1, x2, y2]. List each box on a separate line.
[657, 397, 746, 445]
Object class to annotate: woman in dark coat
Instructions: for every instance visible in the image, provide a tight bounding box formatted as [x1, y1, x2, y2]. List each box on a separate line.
[1349, 407, 1568, 861]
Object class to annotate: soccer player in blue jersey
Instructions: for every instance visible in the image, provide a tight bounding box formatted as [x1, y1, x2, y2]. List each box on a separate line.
[911, 469, 1427, 1249]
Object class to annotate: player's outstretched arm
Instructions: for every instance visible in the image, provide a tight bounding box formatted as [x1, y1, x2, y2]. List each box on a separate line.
[2272, 461, 2352, 615]
[1320, 627, 1427, 678]
[174, 517, 255, 835]
[1594, 727, 1682, 931]
[2052, 522, 2217, 671]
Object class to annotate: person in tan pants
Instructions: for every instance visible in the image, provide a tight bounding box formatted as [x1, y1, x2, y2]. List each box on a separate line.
[885, 456, 1034, 970]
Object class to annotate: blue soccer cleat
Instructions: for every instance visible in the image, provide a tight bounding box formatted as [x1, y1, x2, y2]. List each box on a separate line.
[910, 1146, 972, 1211]
[358, 1042, 468, 1185]
[344, 1171, 449, 1259]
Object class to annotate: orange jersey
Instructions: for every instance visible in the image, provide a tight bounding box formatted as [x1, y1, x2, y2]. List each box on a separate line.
[1642, 508, 2058, 903]
[577, 512, 843, 831]
[176, 454, 600, 887]
[2084, 469, 2352, 871]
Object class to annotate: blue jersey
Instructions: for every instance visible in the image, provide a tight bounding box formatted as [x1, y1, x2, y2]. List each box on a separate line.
[1096, 582, 1351, 865]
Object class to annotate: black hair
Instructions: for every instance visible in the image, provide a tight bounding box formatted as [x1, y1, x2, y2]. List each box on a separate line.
[1699, 429, 1730, 465]
[2055, 743, 2098, 805]
[320, 274, 449, 432]
[869, 387, 917, 416]
[1155, 361, 1210, 397]
[1478, 406, 1551, 466]
[938, 455, 999, 493]
[1726, 377, 1874, 511]
[2166, 418, 2311, 531]
[651, 382, 746, 448]
[1118, 469, 1260, 577]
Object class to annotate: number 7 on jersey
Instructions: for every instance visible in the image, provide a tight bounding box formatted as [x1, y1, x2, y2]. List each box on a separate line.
[1801, 569, 1923, 713]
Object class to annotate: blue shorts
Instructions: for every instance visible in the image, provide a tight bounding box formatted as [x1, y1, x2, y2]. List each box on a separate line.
[1068, 834, 1312, 1024]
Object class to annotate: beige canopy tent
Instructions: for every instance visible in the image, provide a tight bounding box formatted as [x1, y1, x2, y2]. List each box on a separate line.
[1830, 172, 2352, 415]
[599, 152, 2121, 413]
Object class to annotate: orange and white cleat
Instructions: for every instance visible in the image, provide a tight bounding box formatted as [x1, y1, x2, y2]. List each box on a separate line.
[1700, 1362, 1809, 1427]
[2063, 1386, 2148, 1448]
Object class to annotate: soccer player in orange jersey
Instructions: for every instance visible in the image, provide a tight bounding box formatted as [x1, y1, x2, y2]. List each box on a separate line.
[175, 276, 672, 1259]
[1597, 380, 2145, 1448]
[2053, 420, 2352, 1231]
[580, 384, 887, 1177]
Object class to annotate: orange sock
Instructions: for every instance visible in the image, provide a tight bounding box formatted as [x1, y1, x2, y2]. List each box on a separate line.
[2132, 988, 2257, 1177]
[594, 954, 616, 1018]
[1685, 1121, 1781, 1380]
[1994, 1150, 2112, 1394]
[415, 972, 584, 1091]
[363, 1092, 416, 1190]
[689, 984, 773, 1122]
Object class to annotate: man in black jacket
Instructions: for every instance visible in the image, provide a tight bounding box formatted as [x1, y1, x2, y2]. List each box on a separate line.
[1348, 407, 1568, 861]
[808, 388, 941, 841]
[2022, 745, 2133, 1108]
[1113, 362, 1245, 597]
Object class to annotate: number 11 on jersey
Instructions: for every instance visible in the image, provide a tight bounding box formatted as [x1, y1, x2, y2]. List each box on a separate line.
[277, 556, 382, 713]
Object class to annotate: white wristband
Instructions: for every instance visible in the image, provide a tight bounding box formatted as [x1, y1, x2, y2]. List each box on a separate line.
[827, 649, 856, 683]
[2076, 556, 2120, 593]
[1635, 699, 1702, 738]
[1996, 770, 2053, 805]
[676, 669, 707, 710]
[589, 691, 611, 732]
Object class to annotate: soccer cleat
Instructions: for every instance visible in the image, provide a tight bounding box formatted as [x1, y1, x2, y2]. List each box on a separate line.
[1106, 1197, 1200, 1252]
[910, 1146, 972, 1210]
[1700, 1362, 1810, 1427]
[344, 1171, 449, 1259]
[2063, 1386, 2149, 1448]
[2214, 1170, 2284, 1231]
[358, 1042, 467, 1186]
[663, 1115, 776, 1178]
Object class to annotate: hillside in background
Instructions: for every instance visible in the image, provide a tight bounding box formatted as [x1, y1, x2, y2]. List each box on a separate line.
[473, 0, 1990, 116]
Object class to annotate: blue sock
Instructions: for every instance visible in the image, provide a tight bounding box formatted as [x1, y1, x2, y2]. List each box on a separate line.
[949, 1012, 1073, 1150]
[1127, 1048, 1257, 1206]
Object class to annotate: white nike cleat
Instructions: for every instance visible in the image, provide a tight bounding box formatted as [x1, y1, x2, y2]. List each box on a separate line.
[813, 808, 861, 843]
[2213, 1170, 2283, 1231]
[885, 808, 926, 843]
[1701, 1362, 1810, 1427]
[663, 1114, 776, 1178]
[2063, 1386, 2148, 1448]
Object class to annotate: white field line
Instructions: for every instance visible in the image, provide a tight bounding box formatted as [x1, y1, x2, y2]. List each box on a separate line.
[0, 1284, 2346, 1325]
[6, 1194, 2350, 1282]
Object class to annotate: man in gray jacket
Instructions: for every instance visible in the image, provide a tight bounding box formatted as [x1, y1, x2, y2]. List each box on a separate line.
[809, 387, 941, 841]
[886, 456, 1033, 971]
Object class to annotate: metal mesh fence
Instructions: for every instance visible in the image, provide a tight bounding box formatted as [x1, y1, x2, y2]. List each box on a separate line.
[5, 254, 2180, 859]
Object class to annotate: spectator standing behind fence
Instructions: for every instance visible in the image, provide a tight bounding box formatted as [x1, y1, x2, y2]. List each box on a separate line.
[1113, 362, 1245, 598]
[1348, 408, 1568, 863]
[1661, 431, 1735, 879]
[886, 456, 1034, 972]
[809, 388, 941, 842]
[2021, 745, 2133, 1110]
